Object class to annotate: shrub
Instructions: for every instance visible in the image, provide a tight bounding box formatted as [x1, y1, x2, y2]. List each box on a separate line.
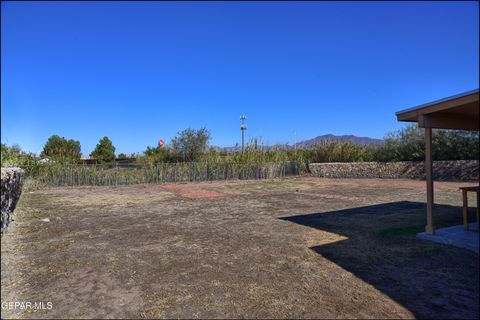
[372, 125, 479, 162]
[171, 128, 211, 162]
[1, 143, 42, 176]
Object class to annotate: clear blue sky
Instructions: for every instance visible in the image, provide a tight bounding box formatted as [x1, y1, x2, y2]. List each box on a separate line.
[1, 1, 478, 155]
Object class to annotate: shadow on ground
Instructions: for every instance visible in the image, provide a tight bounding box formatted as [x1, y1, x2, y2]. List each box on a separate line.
[280, 201, 480, 319]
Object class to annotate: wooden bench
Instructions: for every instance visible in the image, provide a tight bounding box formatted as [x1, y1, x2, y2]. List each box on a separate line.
[459, 186, 479, 231]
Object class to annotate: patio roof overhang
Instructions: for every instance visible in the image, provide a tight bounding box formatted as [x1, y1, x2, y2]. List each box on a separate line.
[396, 89, 479, 131]
[395, 89, 480, 235]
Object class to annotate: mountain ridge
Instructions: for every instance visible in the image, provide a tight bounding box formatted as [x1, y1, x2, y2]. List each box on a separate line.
[294, 134, 384, 148]
[214, 134, 384, 151]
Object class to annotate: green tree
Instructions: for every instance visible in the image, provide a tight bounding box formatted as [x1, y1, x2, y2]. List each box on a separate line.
[372, 124, 479, 161]
[40, 135, 81, 163]
[171, 128, 211, 162]
[117, 153, 127, 159]
[90, 136, 116, 163]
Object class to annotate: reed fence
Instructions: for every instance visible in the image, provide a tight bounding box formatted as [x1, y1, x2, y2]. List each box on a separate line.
[28, 161, 305, 187]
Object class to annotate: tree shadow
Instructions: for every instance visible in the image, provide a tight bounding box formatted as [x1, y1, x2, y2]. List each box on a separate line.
[280, 201, 479, 319]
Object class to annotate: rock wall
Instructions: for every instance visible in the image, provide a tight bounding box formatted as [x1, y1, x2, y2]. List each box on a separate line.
[1, 168, 24, 233]
[309, 160, 479, 181]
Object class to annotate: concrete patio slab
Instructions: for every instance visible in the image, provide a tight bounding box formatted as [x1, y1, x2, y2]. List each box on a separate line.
[417, 223, 479, 254]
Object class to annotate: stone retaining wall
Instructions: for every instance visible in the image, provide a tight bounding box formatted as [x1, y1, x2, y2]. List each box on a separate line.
[309, 160, 479, 181]
[1, 168, 24, 233]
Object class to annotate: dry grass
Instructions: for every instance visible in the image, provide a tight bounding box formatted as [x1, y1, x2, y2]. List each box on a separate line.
[1, 177, 478, 319]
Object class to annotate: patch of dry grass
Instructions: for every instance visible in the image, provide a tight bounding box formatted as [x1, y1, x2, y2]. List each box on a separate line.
[1, 177, 478, 319]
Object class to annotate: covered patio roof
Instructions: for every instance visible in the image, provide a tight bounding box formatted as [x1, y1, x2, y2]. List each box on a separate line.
[396, 89, 479, 235]
[396, 89, 479, 130]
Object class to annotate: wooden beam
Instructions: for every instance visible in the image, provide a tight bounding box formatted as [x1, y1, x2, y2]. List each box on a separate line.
[396, 91, 479, 122]
[425, 127, 435, 235]
[418, 114, 479, 131]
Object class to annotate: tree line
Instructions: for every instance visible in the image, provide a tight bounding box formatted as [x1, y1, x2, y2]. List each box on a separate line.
[1, 125, 479, 169]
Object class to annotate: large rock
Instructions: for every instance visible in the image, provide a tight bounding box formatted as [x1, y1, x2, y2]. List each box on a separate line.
[1, 167, 24, 233]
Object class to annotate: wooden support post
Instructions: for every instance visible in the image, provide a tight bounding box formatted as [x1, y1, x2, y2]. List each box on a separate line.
[463, 190, 469, 230]
[477, 191, 479, 231]
[425, 127, 435, 235]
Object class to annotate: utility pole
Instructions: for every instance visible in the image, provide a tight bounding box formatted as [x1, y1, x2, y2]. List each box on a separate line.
[240, 115, 247, 153]
[293, 130, 297, 150]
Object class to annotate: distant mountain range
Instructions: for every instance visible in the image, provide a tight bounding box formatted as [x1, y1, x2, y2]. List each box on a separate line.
[293, 134, 384, 148]
[214, 134, 384, 151]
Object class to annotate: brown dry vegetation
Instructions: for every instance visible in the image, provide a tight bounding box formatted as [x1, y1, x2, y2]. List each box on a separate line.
[1, 177, 479, 319]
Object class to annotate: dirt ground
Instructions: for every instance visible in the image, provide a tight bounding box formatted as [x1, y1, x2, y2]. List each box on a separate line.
[1, 177, 479, 319]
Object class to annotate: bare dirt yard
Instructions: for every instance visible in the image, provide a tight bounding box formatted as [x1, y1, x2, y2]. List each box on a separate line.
[1, 177, 479, 319]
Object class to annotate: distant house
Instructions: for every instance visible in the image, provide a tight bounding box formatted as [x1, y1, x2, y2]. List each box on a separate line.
[78, 157, 137, 167]
[115, 157, 137, 168]
[79, 157, 97, 165]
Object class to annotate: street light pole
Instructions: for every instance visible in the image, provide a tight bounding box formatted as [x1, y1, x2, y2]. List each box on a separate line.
[293, 130, 296, 150]
[240, 115, 247, 153]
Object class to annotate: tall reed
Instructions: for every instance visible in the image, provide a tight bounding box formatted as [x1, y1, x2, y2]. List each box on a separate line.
[30, 161, 306, 187]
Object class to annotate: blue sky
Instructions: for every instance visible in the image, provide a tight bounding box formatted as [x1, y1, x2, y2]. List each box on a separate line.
[1, 1, 478, 155]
